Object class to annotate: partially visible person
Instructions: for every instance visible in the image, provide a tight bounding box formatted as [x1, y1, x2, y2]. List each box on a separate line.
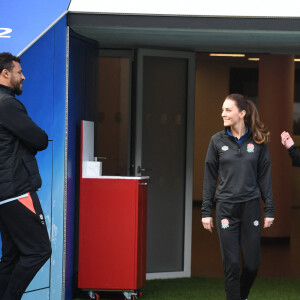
[0, 52, 51, 300]
[202, 94, 275, 300]
[281, 131, 300, 165]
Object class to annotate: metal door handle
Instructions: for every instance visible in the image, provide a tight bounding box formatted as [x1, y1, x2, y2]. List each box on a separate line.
[137, 166, 152, 174]
[139, 182, 148, 186]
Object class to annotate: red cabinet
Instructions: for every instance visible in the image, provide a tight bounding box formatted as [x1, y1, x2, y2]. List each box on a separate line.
[78, 121, 148, 298]
[78, 177, 148, 291]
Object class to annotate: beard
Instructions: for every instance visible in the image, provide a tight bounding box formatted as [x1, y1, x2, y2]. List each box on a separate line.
[13, 87, 23, 95]
[10, 76, 23, 95]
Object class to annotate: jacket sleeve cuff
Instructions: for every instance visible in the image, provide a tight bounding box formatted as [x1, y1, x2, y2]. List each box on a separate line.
[264, 206, 275, 218]
[201, 213, 212, 218]
[288, 144, 297, 154]
[201, 204, 212, 218]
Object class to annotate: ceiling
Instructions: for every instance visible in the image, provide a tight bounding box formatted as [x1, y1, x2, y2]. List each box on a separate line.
[69, 26, 300, 54]
[68, 14, 300, 54]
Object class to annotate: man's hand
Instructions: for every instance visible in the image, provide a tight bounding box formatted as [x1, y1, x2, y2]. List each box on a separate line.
[281, 131, 294, 149]
[202, 217, 214, 233]
[264, 217, 275, 228]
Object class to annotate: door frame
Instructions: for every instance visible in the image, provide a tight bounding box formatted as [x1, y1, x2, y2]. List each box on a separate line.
[135, 48, 195, 279]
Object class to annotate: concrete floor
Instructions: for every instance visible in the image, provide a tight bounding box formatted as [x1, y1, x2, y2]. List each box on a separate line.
[191, 204, 300, 279]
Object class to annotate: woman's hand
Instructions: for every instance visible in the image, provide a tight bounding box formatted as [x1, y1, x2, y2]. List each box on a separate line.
[281, 131, 294, 149]
[264, 217, 275, 228]
[202, 217, 214, 233]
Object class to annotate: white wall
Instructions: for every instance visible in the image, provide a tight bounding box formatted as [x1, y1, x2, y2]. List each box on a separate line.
[69, 0, 300, 17]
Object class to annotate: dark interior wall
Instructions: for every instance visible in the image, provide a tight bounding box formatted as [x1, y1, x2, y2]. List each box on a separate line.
[67, 31, 98, 299]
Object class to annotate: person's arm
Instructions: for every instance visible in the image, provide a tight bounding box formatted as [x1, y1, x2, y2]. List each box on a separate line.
[202, 138, 219, 232]
[0, 97, 48, 152]
[257, 144, 274, 219]
[287, 145, 300, 167]
[281, 131, 300, 166]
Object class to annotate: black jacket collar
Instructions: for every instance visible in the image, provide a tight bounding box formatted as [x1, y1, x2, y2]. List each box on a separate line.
[224, 126, 252, 138]
[223, 127, 253, 147]
[0, 84, 15, 97]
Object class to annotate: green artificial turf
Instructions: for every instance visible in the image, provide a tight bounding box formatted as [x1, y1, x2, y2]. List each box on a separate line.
[73, 277, 300, 300]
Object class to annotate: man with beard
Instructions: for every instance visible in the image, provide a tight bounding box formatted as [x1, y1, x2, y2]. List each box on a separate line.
[0, 52, 51, 300]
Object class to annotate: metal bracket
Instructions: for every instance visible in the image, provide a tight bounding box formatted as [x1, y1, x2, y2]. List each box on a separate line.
[123, 291, 138, 299]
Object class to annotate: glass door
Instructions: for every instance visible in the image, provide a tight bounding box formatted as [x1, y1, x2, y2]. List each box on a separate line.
[135, 49, 195, 278]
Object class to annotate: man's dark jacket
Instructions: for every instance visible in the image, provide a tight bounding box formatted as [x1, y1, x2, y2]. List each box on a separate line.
[0, 84, 48, 202]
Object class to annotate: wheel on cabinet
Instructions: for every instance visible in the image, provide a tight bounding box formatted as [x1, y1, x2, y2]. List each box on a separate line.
[137, 290, 143, 298]
[124, 296, 135, 300]
[90, 293, 100, 300]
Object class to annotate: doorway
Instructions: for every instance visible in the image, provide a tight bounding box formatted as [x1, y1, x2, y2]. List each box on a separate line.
[95, 50, 133, 176]
[96, 49, 195, 278]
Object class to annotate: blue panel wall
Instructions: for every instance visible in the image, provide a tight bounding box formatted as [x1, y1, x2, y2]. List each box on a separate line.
[22, 288, 49, 300]
[67, 32, 98, 299]
[19, 24, 55, 295]
[1, 0, 69, 55]
[66, 35, 86, 300]
[4, 16, 67, 300]
[51, 16, 67, 300]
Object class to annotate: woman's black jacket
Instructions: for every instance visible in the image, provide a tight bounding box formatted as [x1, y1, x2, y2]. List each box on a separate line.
[202, 129, 274, 218]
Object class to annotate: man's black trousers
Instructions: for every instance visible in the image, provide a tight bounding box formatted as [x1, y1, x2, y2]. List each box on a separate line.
[0, 191, 52, 300]
[216, 198, 261, 300]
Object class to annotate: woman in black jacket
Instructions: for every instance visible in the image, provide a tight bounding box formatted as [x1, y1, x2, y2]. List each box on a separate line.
[202, 94, 275, 300]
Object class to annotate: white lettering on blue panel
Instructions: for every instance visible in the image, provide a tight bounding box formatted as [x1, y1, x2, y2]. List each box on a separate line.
[0, 28, 12, 38]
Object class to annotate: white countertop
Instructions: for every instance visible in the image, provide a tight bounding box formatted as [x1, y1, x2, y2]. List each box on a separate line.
[82, 176, 149, 180]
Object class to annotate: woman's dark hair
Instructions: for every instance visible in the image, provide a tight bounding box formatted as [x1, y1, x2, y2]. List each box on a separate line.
[0, 52, 21, 74]
[226, 93, 270, 144]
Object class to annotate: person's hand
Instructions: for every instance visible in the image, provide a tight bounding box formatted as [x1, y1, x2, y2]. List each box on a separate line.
[281, 131, 294, 149]
[264, 217, 275, 228]
[202, 217, 213, 233]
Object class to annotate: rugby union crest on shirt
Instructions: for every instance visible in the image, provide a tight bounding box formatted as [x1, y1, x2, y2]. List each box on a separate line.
[222, 146, 229, 151]
[247, 143, 255, 153]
